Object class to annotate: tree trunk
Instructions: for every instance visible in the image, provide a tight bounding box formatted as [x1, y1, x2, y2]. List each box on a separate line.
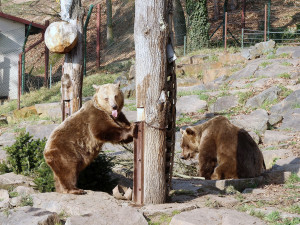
[60, 0, 84, 118]
[106, 0, 113, 45]
[173, 0, 186, 46]
[213, 0, 219, 20]
[135, 0, 174, 204]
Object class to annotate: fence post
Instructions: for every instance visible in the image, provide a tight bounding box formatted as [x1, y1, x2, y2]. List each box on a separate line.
[264, 4, 267, 42]
[183, 35, 186, 56]
[223, 0, 228, 46]
[241, 0, 245, 29]
[267, 0, 271, 40]
[241, 28, 244, 49]
[18, 54, 22, 110]
[96, 3, 101, 68]
[224, 12, 227, 50]
[49, 64, 52, 89]
[83, 5, 94, 77]
[21, 24, 32, 95]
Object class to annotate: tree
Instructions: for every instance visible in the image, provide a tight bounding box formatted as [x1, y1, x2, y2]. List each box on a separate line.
[173, 0, 187, 46]
[60, 0, 84, 118]
[186, 0, 209, 51]
[106, 0, 113, 45]
[135, 0, 176, 204]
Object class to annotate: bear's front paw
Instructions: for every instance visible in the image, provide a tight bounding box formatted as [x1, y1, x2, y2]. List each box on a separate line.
[68, 188, 87, 195]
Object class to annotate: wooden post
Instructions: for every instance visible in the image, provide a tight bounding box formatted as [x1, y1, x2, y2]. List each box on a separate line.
[60, 0, 84, 119]
[264, 4, 267, 42]
[134, 0, 176, 204]
[96, 3, 101, 68]
[18, 54, 22, 110]
[44, 20, 49, 87]
[241, 0, 245, 29]
[225, 12, 228, 50]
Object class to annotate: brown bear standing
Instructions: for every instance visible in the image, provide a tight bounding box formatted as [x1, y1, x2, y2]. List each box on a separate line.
[180, 116, 265, 180]
[44, 83, 134, 194]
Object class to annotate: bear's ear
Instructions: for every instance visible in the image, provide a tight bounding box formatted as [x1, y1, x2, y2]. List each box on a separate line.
[92, 85, 100, 90]
[186, 127, 195, 136]
[115, 81, 121, 88]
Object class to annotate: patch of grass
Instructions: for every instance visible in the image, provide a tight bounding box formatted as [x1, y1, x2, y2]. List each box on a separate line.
[224, 185, 239, 194]
[9, 192, 18, 198]
[292, 103, 300, 109]
[278, 85, 293, 99]
[271, 157, 280, 167]
[265, 211, 281, 223]
[235, 192, 245, 202]
[176, 114, 193, 126]
[237, 91, 253, 105]
[260, 61, 272, 68]
[250, 209, 266, 220]
[177, 90, 209, 102]
[285, 173, 300, 189]
[283, 204, 300, 214]
[281, 62, 293, 66]
[266, 53, 276, 59]
[207, 54, 219, 62]
[20, 195, 33, 207]
[205, 197, 221, 208]
[279, 53, 291, 58]
[278, 73, 291, 79]
[101, 59, 133, 74]
[261, 99, 278, 111]
[124, 103, 137, 111]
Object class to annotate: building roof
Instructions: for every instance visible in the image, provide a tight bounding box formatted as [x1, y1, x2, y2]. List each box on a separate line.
[0, 12, 47, 31]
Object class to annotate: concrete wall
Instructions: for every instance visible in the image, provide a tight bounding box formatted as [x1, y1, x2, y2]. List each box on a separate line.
[0, 18, 25, 99]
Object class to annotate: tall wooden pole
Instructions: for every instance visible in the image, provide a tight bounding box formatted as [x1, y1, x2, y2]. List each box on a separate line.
[264, 4, 267, 42]
[241, 0, 245, 29]
[44, 20, 49, 87]
[60, 0, 84, 119]
[96, 3, 101, 68]
[134, 0, 175, 204]
[224, 12, 227, 50]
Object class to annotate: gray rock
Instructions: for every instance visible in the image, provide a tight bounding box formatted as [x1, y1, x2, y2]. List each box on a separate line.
[26, 124, 59, 140]
[0, 149, 7, 163]
[0, 116, 8, 125]
[254, 62, 294, 78]
[272, 156, 300, 176]
[263, 171, 292, 184]
[252, 78, 270, 89]
[121, 83, 136, 98]
[263, 130, 292, 145]
[128, 64, 135, 80]
[241, 40, 275, 60]
[209, 95, 238, 113]
[0, 132, 16, 147]
[65, 207, 148, 225]
[0, 206, 60, 225]
[276, 46, 300, 57]
[13, 186, 36, 196]
[228, 61, 260, 80]
[230, 109, 269, 134]
[0, 172, 34, 189]
[268, 114, 283, 125]
[0, 189, 9, 208]
[35, 102, 61, 119]
[170, 208, 266, 225]
[230, 80, 247, 89]
[248, 131, 260, 144]
[270, 89, 300, 115]
[262, 149, 290, 169]
[177, 95, 207, 115]
[177, 84, 206, 92]
[280, 108, 300, 131]
[246, 86, 280, 108]
[123, 110, 136, 122]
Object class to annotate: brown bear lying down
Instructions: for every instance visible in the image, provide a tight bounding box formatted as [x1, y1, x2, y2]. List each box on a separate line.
[180, 116, 265, 180]
[44, 83, 134, 194]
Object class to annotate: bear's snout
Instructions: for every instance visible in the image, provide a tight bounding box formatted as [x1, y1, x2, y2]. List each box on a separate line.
[112, 104, 118, 110]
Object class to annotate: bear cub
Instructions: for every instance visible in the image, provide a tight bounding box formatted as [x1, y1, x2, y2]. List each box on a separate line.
[180, 116, 265, 180]
[44, 83, 134, 194]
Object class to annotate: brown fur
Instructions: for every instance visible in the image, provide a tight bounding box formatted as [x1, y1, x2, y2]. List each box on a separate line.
[180, 116, 265, 180]
[44, 83, 134, 194]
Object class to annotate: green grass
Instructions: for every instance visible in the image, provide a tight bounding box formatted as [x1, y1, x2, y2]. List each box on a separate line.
[250, 209, 266, 220]
[237, 91, 254, 105]
[177, 90, 209, 101]
[278, 73, 291, 79]
[124, 103, 137, 111]
[293, 103, 300, 109]
[281, 62, 293, 66]
[278, 85, 293, 99]
[261, 99, 278, 111]
[265, 211, 281, 223]
[260, 61, 272, 68]
[266, 53, 276, 59]
[176, 114, 193, 126]
[283, 204, 300, 214]
[285, 173, 300, 189]
[279, 53, 291, 58]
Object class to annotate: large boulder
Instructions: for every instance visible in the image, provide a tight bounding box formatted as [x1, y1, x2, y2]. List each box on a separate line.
[241, 40, 275, 60]
[270, 90, 300, 115]
[26, 124, 59, 140]
[246, 86, 280, 108]
[35, 102, 61, 119]
[177, 95, 207, 115]
[45, 21, 78, 53]
[209, 95, 238, 113]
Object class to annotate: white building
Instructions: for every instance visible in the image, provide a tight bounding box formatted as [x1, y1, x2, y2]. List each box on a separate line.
[0, 12, 45, 100]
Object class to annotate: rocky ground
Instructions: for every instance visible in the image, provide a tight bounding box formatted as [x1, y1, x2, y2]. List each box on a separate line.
[0, 44, 299, 224]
